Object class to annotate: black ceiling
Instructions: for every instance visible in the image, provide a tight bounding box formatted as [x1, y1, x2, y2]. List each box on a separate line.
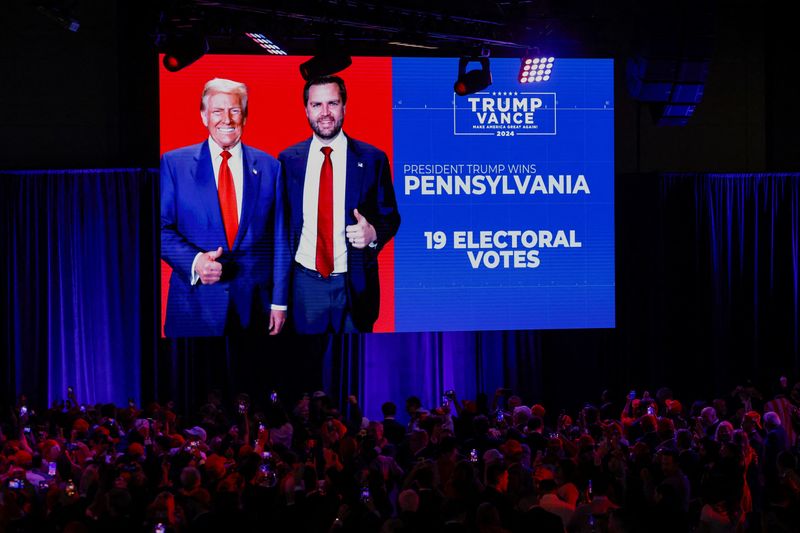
[154, 0, 641, 58]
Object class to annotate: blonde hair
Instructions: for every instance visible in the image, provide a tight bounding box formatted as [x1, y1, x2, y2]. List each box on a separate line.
[200, 78, 248, 116]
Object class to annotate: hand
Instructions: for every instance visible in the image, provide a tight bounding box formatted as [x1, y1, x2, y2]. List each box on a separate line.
[345, 209, 377, 249]
[348, 395, 358, 405]
[269, 309, 286, 335]
[196, 247, 223, 284]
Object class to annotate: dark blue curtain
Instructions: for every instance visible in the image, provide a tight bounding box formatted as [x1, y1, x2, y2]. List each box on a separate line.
[2, 170, 798, 421]
[360, 331, 542, 421]
[1, 169, 158, 408]
[649, 173, 800, 390]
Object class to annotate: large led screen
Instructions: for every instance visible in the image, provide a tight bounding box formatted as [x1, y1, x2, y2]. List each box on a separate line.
[160, 56, 614, 335]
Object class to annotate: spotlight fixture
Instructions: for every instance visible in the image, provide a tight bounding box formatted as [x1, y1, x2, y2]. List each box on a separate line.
[245, 33, 287, 55]
[518, 54, 554, 84]
[299, 48, 352, 80]
[299, 34, 352, 80]
[162, 33, 209, 72]
[454, 56, 492, 96]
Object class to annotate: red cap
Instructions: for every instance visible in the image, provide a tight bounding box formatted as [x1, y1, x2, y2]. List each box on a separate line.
[743, 411, 762, 429]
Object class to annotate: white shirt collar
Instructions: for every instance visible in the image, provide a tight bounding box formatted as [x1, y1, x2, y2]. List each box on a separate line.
[310, 130, 347, 154]
[207, 137, 243, 160]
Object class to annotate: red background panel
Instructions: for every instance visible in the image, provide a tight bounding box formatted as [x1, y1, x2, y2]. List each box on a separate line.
[159, 55, 395, 335]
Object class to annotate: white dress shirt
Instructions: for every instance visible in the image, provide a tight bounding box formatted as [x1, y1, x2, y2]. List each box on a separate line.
[190, 138, 243, 285]
[295, 131, 349, 273]
[207, 136, 244, 218]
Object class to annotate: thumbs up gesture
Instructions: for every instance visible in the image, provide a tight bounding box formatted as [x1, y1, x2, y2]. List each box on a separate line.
[345, 209, 377, 249]
[196, 246, 224, 284]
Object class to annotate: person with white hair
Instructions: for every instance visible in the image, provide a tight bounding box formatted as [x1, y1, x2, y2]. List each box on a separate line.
[762, 410, 789, 495]
[161, 77, 289, 337]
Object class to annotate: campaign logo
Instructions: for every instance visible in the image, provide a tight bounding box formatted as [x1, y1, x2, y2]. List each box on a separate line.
[453, 91, 556, 136]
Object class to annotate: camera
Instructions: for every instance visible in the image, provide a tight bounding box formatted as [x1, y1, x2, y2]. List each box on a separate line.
[647, 405, 655, 416]
[360, 485, 371, 503]
[469, 449, 478, 463]
[238, 401, 247, 414]
[8, 478, 24, 489]
[23, 426, 31, 434]
[48, 461, 57, 476]
[270, 391, 279, 403]
[39, 480, 49, 490]
[19, 406, 27, 417]
[65, 480, 77, 496]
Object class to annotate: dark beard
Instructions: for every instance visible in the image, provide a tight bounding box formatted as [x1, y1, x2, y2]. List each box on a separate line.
[308, 116, 344, 140]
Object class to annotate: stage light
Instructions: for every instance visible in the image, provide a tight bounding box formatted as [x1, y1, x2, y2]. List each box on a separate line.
[245, 33, 287, 55]
[518, 53, 554, 83]
[162, 33, 208, 72]
[299, 39, 352, 80]
[299, 50, 352, 80]
[454, 56, 492, 96]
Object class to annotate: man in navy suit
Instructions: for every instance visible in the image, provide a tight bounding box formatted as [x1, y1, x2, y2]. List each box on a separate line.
[279, 76, 400, 333]
[161, 78, 289, 337]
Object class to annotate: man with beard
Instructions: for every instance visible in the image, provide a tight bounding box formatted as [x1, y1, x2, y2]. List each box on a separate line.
[279, 75, 400, 333]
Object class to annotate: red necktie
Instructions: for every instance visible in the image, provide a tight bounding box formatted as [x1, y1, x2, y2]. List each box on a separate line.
[218, 150, 238, 250]
[316, 146, 334, 277]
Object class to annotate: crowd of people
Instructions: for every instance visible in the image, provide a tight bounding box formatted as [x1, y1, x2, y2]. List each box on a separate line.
[2, 378, 800, 533]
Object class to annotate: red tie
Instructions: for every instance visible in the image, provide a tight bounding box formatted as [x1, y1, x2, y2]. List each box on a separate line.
[218, 150, 238, 250]
[316, 146, 334, 277]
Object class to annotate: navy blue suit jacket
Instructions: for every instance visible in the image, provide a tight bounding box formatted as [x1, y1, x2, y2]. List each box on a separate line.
[278, 135, 400, 332]
[161, 141, 289, 337]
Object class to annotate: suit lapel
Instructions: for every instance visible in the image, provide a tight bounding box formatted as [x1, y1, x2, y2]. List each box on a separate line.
[194, 142, 226, 241]
[236, 144, 261, 250]
[344, 136, 363, 224]
[289, 140, 312, 237]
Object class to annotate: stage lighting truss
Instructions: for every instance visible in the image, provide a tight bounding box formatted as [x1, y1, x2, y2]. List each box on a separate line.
[245, 33, 287, 55]
[519, 56, 554, 83]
